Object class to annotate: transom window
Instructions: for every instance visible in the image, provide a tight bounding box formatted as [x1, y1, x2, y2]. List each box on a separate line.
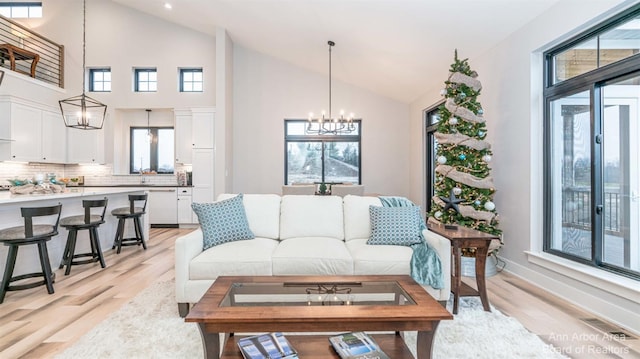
[180, 68, 203, 92]
[544, 4, 640, 279]
[89, 68, 111, 92]
[0, 2, 41, 18]
[134, 68, 157, 92]
[284, 119, 361, 185]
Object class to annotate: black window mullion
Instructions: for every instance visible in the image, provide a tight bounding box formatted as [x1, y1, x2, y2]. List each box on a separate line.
[592, 84, 604, 266]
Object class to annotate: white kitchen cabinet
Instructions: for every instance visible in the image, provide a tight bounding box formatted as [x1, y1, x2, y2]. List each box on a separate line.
[174, 110, 193, 164]
[67, 126, 104, 164]
[148, 187, 178, 225]
[0, 98, 67, 163]
[177, 187, 195, 224]
[191, 108, 214, 149]
[192, 149, 214, 203]
[41, 110, 67, 163]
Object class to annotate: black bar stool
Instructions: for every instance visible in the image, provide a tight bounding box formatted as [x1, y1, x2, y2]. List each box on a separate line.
[0, 203, 62, 304]
[111, 194, 148, 254]
[59, 198, 108, 275]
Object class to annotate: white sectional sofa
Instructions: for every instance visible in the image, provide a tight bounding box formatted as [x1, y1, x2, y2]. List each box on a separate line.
[175, 194, 451, 316]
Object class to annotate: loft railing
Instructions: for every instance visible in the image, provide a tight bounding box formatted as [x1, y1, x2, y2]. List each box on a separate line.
[0, 14, 64, 87]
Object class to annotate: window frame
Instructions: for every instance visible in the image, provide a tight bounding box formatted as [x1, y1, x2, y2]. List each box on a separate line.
[88, 68, 111, 92]
[424, 101, 444, 213]
[284, 119, 362, 185]
[543, 3, 640, 280]
[179, 68, 203, 92]
[129, 126, 175, 174]
[0, 2, 42, 18]
[134, 68, 157, 93]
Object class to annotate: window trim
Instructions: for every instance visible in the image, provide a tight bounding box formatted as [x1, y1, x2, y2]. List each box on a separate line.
[129, 126, 174, 174]
[134, 68, 157, 93]
[283, 119, 362, 185]
[88, 68, 111, 92]
[0, 2, 42, 18]
[543, 4, 640, 280]
[424, 101, 444, 213]
[179, 68, 203, 92]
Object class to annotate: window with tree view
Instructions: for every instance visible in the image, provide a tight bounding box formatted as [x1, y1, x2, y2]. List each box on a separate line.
[130, 127, 174, 174]
[544, 5, 640, 279]
[285, 120, 361, 185]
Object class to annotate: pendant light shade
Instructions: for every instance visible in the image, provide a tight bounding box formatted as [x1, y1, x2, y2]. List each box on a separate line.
[59, 0, 107, 130]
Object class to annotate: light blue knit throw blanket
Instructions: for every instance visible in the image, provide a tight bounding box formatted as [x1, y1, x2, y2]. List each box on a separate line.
[379, 196, 444, 289]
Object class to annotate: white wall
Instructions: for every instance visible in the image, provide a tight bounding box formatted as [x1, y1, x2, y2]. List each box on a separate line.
[7, 0, 216, 110]
[409, 0, 639, 335]
[232, 45, 410, 196]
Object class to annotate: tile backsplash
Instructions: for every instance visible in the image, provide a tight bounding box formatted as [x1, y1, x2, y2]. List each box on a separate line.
[0, 163, 192, 186]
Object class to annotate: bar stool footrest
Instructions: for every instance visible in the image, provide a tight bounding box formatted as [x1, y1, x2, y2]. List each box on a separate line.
[6, 272, 55, 291]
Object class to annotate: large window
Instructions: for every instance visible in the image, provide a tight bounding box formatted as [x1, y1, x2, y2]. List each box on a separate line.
[284, 120, 361, 185]
[544, 4, 640, 279]
[130, 127, 174, 174]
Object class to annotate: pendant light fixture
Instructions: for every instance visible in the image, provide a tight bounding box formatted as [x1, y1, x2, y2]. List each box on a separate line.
[146, 109, 153, 143]
[306, 40, 356, 135]
[59, 0, 107, 130]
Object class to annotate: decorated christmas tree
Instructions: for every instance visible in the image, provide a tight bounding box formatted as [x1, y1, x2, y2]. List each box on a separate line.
[428, 50, 501, 239]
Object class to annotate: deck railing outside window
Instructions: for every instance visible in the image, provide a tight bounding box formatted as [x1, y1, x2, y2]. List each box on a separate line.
[562, 187, 621, 235]
[0, 14, 64, 87]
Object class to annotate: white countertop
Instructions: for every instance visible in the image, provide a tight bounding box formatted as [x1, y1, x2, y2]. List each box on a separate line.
[0, 187, 146, 205]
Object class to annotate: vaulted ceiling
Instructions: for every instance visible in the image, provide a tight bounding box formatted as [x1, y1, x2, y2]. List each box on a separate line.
[113, 0, 562, 103]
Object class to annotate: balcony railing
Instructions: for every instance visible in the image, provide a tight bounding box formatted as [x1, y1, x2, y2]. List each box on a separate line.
[0, 14, 63, 87]
[562, 187, 621, 235]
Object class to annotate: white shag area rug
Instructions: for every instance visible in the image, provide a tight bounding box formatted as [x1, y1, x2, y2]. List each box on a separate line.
[55, 280, 567, 359]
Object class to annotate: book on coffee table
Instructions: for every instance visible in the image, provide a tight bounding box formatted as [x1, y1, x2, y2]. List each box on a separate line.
[329, 332, 390, 359]
[237, 332, 298, 359]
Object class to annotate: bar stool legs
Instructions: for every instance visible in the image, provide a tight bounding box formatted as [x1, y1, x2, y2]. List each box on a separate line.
[58, 198, 108, 275]
[0, 239, 56, 304]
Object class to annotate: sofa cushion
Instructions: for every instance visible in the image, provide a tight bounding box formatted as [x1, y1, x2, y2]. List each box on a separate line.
[279, 195, 344, 240]
[192, 194, 255, 250]
[343, 195, 382, 241]
[217, 194, 281, 239]
[367, 205, 423, 246]
[190, 237, 278, 280]
[272, 237, 353, 275]
[346, 238, 413, 275]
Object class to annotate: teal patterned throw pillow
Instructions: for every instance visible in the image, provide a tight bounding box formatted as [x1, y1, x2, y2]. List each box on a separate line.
[192, 194, 255, 250]
[367, 205, 422, 246]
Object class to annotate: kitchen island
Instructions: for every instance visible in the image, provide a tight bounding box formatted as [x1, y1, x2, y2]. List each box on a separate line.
[0, 187, 148, 282]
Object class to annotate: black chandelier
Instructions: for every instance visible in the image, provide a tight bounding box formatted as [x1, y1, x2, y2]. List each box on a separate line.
[59, 0, 107, 130]
[306, 40, 356, 135]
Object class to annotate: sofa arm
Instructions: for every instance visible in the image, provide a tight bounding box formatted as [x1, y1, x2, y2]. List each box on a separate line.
[175, 228, 204, 302]
[422, 228, 451, 299]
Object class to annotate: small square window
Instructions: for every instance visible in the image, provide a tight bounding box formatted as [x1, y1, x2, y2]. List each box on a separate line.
[89, 68, 111, 92]
[180, 68, 203, 92]
[0, 2, 42, 18]
[135, 68, 157, 92]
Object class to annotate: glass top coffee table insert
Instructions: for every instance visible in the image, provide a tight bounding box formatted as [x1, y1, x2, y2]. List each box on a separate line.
[220, 280, 416, 307]
[186, 275, 453, 359]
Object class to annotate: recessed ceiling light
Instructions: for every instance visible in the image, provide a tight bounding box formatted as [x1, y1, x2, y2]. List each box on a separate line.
[164, 3, 172, 10]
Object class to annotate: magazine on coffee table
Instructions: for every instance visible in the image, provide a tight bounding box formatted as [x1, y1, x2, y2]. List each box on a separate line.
[329, 332, 390, 359]
[237, 332, 298, 359]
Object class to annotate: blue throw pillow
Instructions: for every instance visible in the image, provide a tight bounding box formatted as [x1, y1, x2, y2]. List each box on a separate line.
[367, 205, 422, 246]
[192, 194, 255, 250]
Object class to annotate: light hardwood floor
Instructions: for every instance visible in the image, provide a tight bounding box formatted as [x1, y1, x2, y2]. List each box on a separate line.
[0, 228, 638, 359]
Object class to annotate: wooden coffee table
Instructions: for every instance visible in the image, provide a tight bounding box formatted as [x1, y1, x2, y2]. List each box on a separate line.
[185, 275, 453, 358]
